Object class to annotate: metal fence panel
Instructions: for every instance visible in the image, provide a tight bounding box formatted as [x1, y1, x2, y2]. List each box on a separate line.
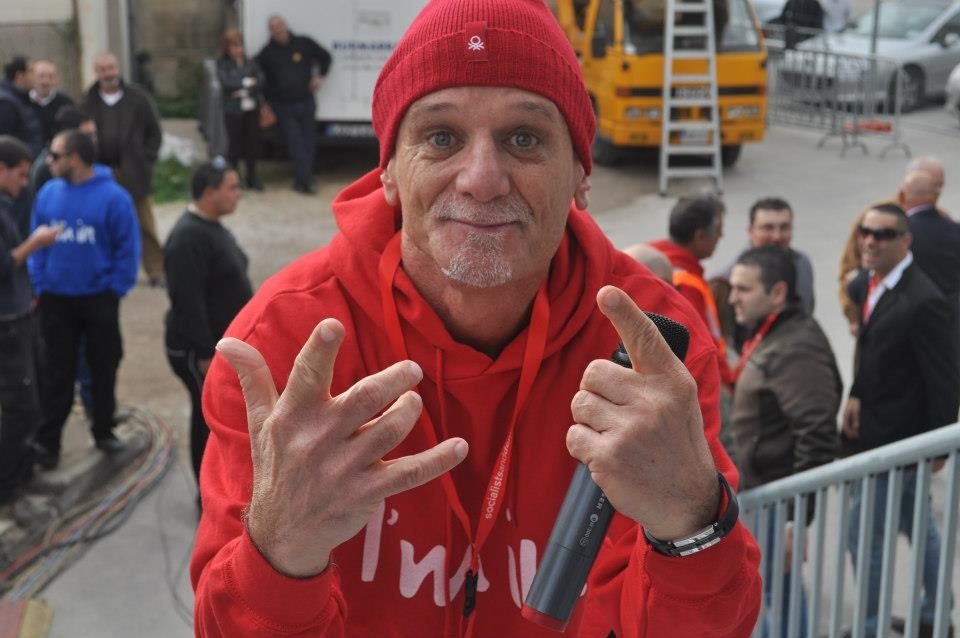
[740, 422, 960, 637]
[764, 38, 910, 158]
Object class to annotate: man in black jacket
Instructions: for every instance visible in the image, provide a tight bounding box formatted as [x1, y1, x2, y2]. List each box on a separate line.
[0, 56, 43, 157]
[83, 52, 164, 286]
[164, 159, 252, 488]
[256, 15, 332, 195]
[28, 59, 74, 146]
[899, 167, 960, 329]
[842, 203, 959, 637]
[0, 136, 59, 503]
[0, 56, 43, 238]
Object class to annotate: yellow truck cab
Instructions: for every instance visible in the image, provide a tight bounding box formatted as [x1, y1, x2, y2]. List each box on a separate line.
[553, 0, 767, 166]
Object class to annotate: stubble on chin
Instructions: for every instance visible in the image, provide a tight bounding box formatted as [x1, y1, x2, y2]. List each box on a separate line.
[431, 192, 533, 289]
[440, 230, 512, 288]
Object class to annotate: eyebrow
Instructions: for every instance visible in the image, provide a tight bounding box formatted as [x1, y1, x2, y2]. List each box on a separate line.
[406, 98, 560, 123]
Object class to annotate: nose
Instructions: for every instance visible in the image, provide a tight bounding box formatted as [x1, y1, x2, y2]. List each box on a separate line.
[454, 136, 510, 203]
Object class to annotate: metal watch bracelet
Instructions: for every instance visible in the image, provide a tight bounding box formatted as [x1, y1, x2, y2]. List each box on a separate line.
[642, 471, 739, 558]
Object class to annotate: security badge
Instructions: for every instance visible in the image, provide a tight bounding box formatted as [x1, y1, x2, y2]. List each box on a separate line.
[292, 52, 302, 63]
[465, 21, 488, 62]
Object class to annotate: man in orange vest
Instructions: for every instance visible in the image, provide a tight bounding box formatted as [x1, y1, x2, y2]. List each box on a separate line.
[650, 195, 731, 387]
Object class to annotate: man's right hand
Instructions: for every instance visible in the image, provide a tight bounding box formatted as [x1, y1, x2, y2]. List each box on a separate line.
[31, 224, 60, 248]
[216, 319, 468, 578]
[841, 396, 860, 439]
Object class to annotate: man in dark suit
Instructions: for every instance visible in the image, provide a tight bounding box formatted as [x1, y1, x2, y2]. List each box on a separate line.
[842, 203, 959, 638]
[900, 168, 960, 325]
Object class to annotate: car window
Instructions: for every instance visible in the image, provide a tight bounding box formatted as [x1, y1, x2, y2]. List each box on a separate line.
[849, 4, 944, 40]
[623, 0, 760, 54]
[933, 10, 960, 42]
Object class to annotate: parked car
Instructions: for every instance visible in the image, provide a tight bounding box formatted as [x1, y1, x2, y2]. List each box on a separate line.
[946, 60, 960, 122]
[795, 0, 960, 111]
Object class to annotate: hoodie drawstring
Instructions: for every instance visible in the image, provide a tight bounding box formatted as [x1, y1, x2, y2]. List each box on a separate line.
[378, 232, 550, 636]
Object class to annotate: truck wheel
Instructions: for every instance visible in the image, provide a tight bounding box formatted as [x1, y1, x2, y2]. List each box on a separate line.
[592, 135, 622, 166]
[721, 144, 742, 167]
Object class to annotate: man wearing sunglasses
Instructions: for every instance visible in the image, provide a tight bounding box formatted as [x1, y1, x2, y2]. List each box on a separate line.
[28, 129, 140, 470]
[842, 203, 959, 638]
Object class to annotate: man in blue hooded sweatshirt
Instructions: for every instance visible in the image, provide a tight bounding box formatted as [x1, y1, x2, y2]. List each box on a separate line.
[29, 129, 140, 469]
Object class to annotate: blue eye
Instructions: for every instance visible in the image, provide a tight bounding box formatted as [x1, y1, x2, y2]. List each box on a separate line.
[430, 131, 454, 147]
[512, 132, 536, 148]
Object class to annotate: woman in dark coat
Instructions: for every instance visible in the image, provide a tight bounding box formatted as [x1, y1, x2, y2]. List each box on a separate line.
[217, 29, 265, 190]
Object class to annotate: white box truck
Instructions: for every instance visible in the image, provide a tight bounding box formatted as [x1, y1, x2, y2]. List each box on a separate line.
[201, 0, 427, 156]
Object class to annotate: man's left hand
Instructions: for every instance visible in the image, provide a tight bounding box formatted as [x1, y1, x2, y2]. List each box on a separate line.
[309, 75, 323, 93]
[566, 285, 721, 541]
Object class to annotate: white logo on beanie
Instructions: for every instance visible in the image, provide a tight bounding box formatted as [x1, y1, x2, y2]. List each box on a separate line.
[467, 35, 485, 51]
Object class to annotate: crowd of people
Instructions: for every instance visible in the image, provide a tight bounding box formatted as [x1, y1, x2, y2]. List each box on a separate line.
[631, 156, 959, 638]
[0, 0, 958, 635]
[0, 49, 254, 505]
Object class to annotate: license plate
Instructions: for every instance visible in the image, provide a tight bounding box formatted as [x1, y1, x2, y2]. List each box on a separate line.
[679, 130, 710, 145]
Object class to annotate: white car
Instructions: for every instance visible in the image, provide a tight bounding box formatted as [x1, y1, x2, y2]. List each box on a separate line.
[797, 0, 960, 111]
[947, 60, 960, 121]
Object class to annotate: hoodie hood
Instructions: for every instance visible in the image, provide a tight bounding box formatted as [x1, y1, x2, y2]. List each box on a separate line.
[328, 168, 611, 383]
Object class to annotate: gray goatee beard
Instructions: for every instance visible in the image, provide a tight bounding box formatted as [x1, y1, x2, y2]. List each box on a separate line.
[441, 231, 512, 288]
[433, 193, 533, 289]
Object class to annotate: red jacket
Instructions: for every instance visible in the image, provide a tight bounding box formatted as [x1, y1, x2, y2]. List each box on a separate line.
[648, 239, 709, 326]
[191, 170, 761, 637]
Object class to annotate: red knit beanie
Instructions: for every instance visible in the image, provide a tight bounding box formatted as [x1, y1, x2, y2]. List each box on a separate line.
[372, 0, 596, 174]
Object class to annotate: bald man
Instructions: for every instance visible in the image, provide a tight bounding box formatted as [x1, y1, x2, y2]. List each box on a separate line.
[900, 168, 960, 344]
[83, 52, 163, 286]
[28, 59, 73, 145]
[622, 242, 673, 282]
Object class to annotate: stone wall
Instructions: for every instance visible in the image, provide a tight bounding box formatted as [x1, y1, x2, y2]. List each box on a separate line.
[131, 1, 231, 99]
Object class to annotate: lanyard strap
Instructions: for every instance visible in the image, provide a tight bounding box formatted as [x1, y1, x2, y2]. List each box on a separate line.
[732, 311, 779, 383]
[377, 232, 550, 613]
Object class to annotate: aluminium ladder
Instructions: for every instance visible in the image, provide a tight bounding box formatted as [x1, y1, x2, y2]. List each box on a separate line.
[658, 0, 723, 195]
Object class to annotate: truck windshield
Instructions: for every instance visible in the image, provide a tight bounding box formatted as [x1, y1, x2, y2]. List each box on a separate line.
[622, 0, 761, 54]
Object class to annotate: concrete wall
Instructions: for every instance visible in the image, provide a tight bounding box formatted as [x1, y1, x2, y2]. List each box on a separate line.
[130, 1, 230, 99]
[0, 0, 130, 101]
[0, 1, 82, 98]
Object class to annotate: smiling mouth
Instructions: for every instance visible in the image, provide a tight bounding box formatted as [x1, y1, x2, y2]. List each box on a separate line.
[446, 219, 519, 230]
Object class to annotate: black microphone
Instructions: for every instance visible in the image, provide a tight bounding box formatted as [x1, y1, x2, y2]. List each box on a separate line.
[521, 311, 690, 632]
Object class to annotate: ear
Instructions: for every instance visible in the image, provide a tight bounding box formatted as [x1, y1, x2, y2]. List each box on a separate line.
[573, 167, 591, 211]
[381, 160, 399, 207]
[770, 280, 789, 307]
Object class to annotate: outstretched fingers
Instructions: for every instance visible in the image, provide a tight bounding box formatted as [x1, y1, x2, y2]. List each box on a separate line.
[217, 337, 280, 439]
[352, 390, 424, 463]
[282, 319, 346, 410]
[374, 438, 469, 499]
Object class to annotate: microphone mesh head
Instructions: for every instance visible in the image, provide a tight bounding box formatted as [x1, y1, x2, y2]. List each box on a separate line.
[611, 312, 690, 365]
[643, 311, 690, 361]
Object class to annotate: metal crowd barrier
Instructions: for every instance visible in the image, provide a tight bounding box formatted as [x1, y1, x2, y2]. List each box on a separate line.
[739, 422, 960, 638]
[764, 40, 911, 158]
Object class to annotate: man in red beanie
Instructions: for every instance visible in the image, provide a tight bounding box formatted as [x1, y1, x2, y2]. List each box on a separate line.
[191, 1, 762, 636]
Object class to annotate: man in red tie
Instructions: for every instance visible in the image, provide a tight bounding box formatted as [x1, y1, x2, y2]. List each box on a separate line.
[842, 203, 959, 638]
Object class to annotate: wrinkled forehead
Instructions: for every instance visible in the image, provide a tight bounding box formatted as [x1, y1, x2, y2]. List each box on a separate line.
[403, 86, 565, 127]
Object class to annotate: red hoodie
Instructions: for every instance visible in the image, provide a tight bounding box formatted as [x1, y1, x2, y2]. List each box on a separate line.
[191, 170, 761, 637]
